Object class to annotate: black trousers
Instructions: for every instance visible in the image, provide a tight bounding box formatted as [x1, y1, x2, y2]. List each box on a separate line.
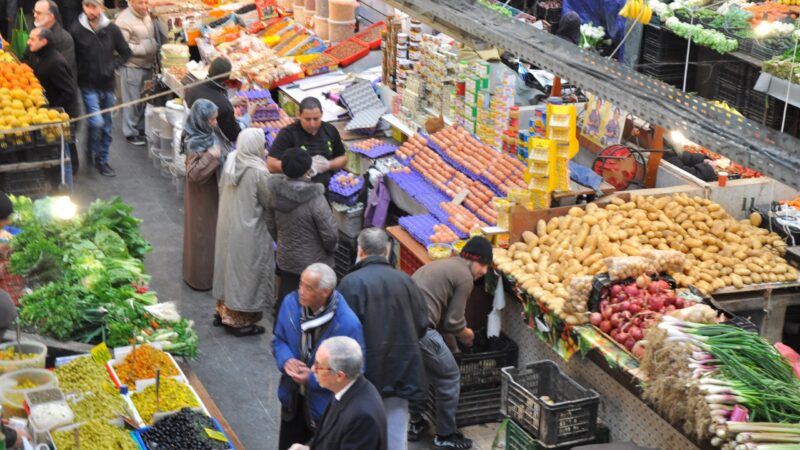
[278, 399, 314, 450]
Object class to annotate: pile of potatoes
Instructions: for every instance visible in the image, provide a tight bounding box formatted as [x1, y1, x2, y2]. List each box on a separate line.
[493, 193, 797, 325]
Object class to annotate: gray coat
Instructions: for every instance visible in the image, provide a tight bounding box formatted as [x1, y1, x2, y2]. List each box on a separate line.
[265, 176, 338, 275]
[212, 164, 275, 312]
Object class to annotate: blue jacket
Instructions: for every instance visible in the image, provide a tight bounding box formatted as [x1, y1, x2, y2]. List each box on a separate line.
[272, 290, 366, 424]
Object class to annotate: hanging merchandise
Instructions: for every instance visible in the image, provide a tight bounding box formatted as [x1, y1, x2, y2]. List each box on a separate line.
[10, 9, 28, 59]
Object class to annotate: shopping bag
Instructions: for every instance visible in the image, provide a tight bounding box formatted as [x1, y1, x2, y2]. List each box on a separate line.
[10, 9, 29, 59]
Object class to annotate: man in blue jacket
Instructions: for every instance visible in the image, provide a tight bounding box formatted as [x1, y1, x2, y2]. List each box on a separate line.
[273, 262, 365, 450]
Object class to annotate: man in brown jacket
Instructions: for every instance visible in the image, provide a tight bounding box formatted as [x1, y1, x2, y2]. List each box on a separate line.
[115, 0, 158, 146]
[409, 236, 493, 450]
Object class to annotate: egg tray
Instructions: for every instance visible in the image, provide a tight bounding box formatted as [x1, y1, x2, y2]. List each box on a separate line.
[341, 81, 384, 118]
[348, 142, 398, 158]
[422, 133, 506, 196]
[263, 127, 281, 148]
[399, 214, 461, 248]
[386, 170, 450, 222]
[345, 108, 385, 132]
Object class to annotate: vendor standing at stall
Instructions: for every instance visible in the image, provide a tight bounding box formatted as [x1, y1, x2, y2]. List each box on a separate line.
[408, 236, 493, 450]
[266, 97, 347, 190]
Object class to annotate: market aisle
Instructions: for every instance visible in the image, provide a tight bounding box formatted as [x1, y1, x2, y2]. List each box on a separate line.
[71, 124, 281, 450]
[70, 121, 497, 450]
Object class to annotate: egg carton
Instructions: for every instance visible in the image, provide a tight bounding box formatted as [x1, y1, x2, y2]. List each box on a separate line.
[341, 81, 384, 117]
[386, 169, 449, 221]
[263, 127, 281, 148]
[345, 107, 386, 132]
[398, 214, 443, 247]
[348, 141, 398, 159]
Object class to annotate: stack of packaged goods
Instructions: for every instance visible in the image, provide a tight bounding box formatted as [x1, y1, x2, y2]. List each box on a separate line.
[545, 102, 578, 192]
[418, 34, 457, 120]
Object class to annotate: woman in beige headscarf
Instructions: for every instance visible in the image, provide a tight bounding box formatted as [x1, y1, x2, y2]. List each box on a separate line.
[212, 128, 274, 336]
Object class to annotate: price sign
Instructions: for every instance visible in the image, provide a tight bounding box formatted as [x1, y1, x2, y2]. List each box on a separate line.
[90, 342, 112, 364]
[205, 428, 229, 443]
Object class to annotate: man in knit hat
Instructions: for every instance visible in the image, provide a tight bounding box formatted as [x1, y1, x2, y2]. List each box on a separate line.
[185, 56, 251, 144]
[408, 236, 494, 450]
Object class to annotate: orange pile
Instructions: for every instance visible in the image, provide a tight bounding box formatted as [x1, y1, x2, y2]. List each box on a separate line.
[0, 61, 42, 93]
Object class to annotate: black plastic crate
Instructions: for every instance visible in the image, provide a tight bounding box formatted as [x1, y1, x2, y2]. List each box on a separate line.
[505, 418, 611, 450]
[25, 144, 63, 162]
[456, 331, 518, 392]
[423, 387, 503, 428]
[0, 166, 61, 198]
[501, 361, 599, 448]
[334, 232, 358, 280]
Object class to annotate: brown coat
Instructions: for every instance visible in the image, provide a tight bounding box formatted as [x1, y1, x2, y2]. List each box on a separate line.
[183, 151, 221, 290]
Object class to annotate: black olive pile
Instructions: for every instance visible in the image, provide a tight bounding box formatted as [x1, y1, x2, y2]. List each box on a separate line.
[141, 408, 231, 450]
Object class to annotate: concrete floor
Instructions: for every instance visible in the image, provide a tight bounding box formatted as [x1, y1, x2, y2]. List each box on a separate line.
[70, 121, 499, 449]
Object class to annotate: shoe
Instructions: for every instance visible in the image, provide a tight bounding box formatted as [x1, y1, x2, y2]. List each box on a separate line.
[226, 324, 266, 337]
[433, 432, 472, 450]
[407, 417, 429, 442]
[96, 163, 116, 177]
[126, 135, 147, 146]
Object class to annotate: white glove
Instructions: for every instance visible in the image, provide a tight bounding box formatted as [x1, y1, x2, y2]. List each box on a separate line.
[311, 155, 331, 174]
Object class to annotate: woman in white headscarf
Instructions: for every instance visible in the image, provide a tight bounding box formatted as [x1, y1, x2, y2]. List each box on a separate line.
[212, 128, 275, 336]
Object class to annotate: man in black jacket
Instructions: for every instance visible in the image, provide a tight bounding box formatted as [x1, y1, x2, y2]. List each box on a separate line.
[337, 227, 427, 450]
[30, 1, 75, 72]
[70, 0, 131, 177]
[185, 56, 249, 145]
[28, 28, 76, 118]
[290, 336, 387, 450]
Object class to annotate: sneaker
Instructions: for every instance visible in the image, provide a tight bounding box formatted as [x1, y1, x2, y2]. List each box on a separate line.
[126, 135, 147, 146]
[97, 163, 116, 177]
[433, 432, 472, 450]
[407, 417, 429, 442]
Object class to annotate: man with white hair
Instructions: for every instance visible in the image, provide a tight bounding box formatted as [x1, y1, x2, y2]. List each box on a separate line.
[289, 336, 387, 450]
[337, 228, 427, 450]
[273, 263, 366, 450]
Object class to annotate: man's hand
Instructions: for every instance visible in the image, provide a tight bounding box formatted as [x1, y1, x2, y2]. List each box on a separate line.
[284, 359, 311, 385]
[311, 155, 331, 174]
[231, 96, 248, 107]
[456, 327, 474, 347]
[288, 444, 310, 450]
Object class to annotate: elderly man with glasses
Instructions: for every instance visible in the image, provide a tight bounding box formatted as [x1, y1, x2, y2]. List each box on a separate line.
[273, 263, 366, 450]
[289, 336, 387, 450]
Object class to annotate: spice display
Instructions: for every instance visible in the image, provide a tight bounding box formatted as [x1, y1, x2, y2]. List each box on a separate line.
[114, 345, 180, 387]
[51, 420, 139, 450]
[300, 53, 338, 75]
[0, 348, 37, 361]
[141, 408, 231, 450]
[326, 41, 366, 62]
[132, 378, 200, 424]
[55, 356, 117, 394]
[69, 390, 128, 423]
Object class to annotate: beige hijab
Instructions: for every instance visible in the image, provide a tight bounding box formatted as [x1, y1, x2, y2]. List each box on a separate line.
[221, 128, 267, 186]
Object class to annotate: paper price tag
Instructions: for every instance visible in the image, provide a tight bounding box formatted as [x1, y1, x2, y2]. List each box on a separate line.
[205, 428, 229, 443]
[450, 188, 470, 206]
[90, 342, 112, 364]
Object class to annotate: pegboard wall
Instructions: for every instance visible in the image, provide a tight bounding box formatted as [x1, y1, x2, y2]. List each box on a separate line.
[500, 300, 700, 450]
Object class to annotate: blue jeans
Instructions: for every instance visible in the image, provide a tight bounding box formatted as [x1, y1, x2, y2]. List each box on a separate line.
[81, 88, 115, 165]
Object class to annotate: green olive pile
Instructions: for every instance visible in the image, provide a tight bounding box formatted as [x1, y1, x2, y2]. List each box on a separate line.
[51, 419, 138, 450]
[55, 356, 116, 394]
[140, 408, 231, 450]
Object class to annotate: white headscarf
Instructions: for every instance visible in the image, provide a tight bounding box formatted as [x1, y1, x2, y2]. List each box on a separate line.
[221, 128, 268, 186]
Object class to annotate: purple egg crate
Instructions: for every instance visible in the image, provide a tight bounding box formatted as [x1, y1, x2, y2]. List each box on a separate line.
[349, 142, 398, 159]
[264, 127, 281, 148]
[422, 132, 490, 187]
[238, 89, 282, 121]
[386, 170, 450, 219]
[329, 171, 364, 197]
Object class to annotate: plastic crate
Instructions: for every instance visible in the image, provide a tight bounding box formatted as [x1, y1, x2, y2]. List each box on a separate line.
[324, 40, 370, 67]
[506, 418, 539, 450]
[334, 231, 358, 280]
[398, 240, 424, 276]
[423, 387, 503, 428]
[0, 167, 62, 198]
[456, 332, 518, 392]
[352, 20, 386, 49]
[501, 361, 599, 448]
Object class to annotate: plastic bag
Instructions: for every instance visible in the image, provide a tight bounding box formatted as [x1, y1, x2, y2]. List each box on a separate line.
[567, 275, 593, 303]
[603, 256, 654, 281]
[10, 9, 28, 59]
[640, 249, 685, 274]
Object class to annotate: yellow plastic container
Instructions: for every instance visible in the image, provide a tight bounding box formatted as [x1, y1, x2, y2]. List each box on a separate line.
[427, 243, 453, 260]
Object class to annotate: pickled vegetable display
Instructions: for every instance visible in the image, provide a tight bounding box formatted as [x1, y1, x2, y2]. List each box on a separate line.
[114, 345, 180, 387]
[55, 356, 117, 394]
[51, 420, 138, 450]
[132, 378, 201, 424]
[69, 390, 128, 422]
[0, 348, 37, 361]
[141, 408, 231, 450]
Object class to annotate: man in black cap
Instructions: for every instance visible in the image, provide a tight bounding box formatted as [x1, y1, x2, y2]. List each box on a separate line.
[185, 56, 251, 144]
[408, 236, 494, 450]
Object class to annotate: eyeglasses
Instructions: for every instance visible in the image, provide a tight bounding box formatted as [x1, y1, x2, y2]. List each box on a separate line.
[311, 362, 335, 374]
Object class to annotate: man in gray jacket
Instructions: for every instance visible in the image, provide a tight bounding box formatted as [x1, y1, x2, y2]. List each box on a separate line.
[266, 147, 339, 314]
[115, 0, 158, 146]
